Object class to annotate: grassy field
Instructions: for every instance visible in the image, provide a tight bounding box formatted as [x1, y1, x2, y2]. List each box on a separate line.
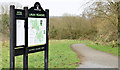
[2, 40, 87, 68]
[0, 41, 2, 70]
[1, 40, 118, 68]
[87, 44, 118, 56]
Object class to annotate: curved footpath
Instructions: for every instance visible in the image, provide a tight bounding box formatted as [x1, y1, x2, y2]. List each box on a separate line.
[71, 44, 118, 68]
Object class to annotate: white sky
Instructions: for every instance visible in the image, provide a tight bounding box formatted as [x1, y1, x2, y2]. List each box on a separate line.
[0, 0, 90, 16]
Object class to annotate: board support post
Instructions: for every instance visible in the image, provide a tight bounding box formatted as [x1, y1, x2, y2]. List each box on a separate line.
[10, 5, 16, 70]
[23, 7, 28, 70]
[45, 9, 49, 70]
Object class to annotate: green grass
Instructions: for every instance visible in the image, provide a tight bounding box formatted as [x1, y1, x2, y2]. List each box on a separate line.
[87, 44, 118, 56]
[1, 40, 118, 68]
[2, 40, 90, 68]
[0, 41, 2, 70]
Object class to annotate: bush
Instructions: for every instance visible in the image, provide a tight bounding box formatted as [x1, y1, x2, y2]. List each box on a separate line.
[1, 13, 9, 37]
[49, 16, 98, 40]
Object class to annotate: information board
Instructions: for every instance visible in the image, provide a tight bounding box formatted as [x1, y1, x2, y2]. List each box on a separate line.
[28, 18, 46, 46]
[10, 2, 49, 70]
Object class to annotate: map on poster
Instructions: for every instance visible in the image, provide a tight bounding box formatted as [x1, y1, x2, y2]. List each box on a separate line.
[28, 18, 46, 47]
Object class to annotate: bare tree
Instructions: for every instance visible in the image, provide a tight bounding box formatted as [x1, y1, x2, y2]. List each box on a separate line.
[0, 2, 22, 14]
[81, 0, 119, 44]
[83, 0, 118, 26]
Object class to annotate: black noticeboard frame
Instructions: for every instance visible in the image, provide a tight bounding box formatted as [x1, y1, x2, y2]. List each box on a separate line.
[10, 2, 49, 70]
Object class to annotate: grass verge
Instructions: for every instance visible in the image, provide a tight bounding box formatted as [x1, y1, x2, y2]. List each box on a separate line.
[87, 44, 118, 56]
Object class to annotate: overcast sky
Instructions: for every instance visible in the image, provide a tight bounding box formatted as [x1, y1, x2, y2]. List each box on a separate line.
[0, 0, 91, 16]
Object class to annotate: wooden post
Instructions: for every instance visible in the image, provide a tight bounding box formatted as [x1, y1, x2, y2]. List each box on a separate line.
[23, 7, 28, 70]
[45, 9, 49, 70]
[10, 5, 16, 70]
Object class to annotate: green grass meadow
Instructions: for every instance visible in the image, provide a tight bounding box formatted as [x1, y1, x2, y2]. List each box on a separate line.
[1, 40, 82, 68]
[87, 44, 118, 56]
[1, 40, 118, 68]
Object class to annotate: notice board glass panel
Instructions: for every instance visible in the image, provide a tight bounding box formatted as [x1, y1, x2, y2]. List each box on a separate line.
[16, 20, 25, 46]
[28, 18, 46, 47]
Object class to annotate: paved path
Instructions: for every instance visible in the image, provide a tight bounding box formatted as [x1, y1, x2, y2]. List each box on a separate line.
[71, 44, 118, 68]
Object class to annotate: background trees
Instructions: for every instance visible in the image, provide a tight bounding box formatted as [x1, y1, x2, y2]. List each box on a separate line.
[49, 16, 97, 40]
[0, 1, 119, 45]
[81, 0, 118, 44]
[0, 2, 22, 39]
